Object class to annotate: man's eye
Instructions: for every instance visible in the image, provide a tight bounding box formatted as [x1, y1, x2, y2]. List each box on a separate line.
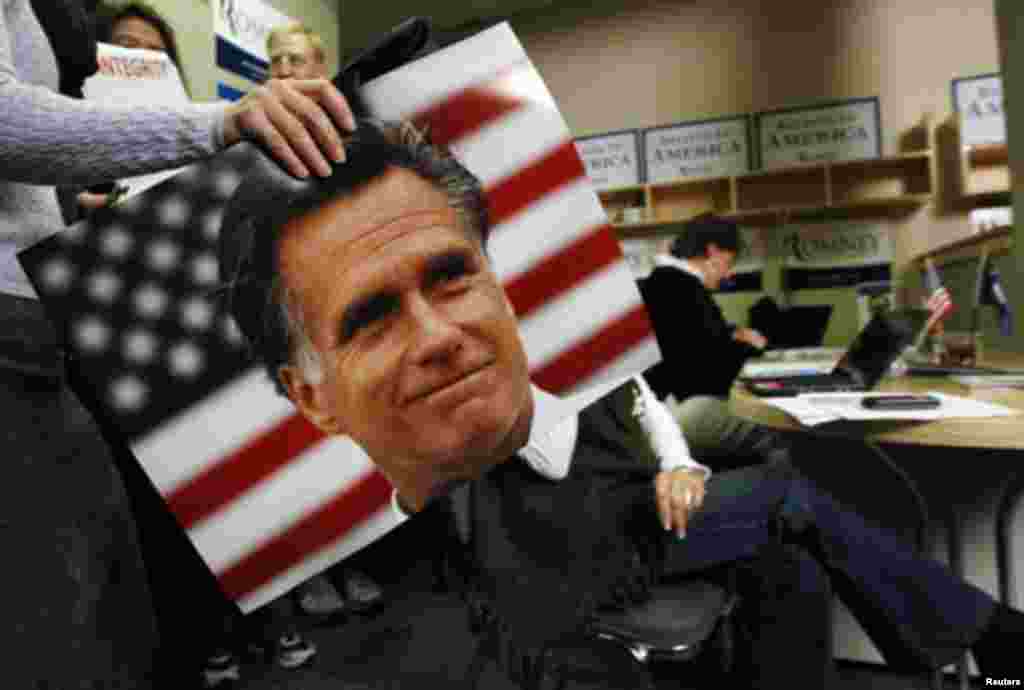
[428, 253, 475, 290]
[340, 295, 400, 342]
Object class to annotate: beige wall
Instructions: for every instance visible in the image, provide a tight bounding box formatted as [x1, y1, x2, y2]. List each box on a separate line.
[513, 0, 1003, 345]
[142, 0, 341, 102]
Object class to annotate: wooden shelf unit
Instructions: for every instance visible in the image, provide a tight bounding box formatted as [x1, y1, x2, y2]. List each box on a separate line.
[914, 225, 1013, 269]
[601, 151, 934, 234]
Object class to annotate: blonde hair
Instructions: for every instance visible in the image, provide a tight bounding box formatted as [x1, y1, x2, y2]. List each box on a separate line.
[266, 21, 326, 64]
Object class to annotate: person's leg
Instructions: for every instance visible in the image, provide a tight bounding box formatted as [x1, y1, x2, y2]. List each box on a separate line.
[339, 567, 385, 612]
[663, 461, 998, 673]
[246, 594, 318, 669]
[728, 543, 835, 689]
[669, 395, 790, 470]
[778, 472, 995, 671]
[658, 463, 833, 687]
[200, 610, 241, 689]
[293, 572, 345, 616]
[0, 295, 160, 687]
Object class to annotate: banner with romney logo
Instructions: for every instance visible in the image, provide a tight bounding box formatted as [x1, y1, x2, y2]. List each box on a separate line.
[214, 0, 294, 84]
[780, 222, 892, 290]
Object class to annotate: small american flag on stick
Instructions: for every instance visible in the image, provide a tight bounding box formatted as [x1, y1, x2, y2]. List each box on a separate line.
[20, 23, 658, 612]
[922, 257, 954, 333]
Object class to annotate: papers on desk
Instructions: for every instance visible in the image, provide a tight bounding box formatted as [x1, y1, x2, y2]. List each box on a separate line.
[952, 374, 1024, 389]
[763, 392, 1018, 427]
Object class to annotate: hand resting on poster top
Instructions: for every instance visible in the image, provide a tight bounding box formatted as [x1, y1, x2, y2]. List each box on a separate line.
[222, 77, 357, 179]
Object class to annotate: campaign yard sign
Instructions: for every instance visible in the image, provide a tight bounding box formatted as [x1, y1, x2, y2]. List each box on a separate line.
[756, 98, 881, 170]
[83, 43, 191, 199]
[574, 130, 643, 191]
[644, 115, 752, 183]
[953, 73, 1005, 148]
[779, 221, 892, 290]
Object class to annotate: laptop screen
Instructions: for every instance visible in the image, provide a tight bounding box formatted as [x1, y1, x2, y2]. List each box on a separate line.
[776, 305, 833, 348]
[834, 309, 929, 387]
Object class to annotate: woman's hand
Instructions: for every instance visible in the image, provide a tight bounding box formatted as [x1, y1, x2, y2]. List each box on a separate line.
[222, 78, 356, 179]
[655, 467, 707, 538]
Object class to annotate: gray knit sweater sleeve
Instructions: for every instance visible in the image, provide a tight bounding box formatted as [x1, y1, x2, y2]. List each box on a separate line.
[0, 0, 227, 186]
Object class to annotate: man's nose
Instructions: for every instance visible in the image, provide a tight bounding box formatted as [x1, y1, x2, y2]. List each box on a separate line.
[408, 295, 464, 365]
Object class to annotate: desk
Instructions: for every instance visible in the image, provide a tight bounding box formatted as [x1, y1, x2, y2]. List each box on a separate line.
[729, 351, 1024, 689]
[730, 351, 1024, 449]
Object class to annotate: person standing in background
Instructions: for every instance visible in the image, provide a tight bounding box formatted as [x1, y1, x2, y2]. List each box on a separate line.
[96, 1, 190, 94]
[267, 20, 329, 81]
[66, 1, 193, 217]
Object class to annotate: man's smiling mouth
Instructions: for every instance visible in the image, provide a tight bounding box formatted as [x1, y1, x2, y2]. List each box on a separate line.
[407, 361, 494, 405]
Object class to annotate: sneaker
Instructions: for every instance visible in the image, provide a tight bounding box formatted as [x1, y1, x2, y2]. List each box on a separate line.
[342, 569, 384, 612]
[201, 651, 241, 688]
[275, 633, 317, 669]
[295, 574, 346, 616]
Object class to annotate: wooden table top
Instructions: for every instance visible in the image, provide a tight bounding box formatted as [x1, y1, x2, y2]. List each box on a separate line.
[729, 351, 1024, 450]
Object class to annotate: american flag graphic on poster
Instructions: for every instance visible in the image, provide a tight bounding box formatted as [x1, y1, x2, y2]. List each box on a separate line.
[19, 22, 659, 613]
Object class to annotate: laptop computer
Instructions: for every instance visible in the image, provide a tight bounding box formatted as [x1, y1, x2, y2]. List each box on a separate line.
[742, 309, 928, 397]
[770, 305, 833, 349]
[749, 300, 833, 349]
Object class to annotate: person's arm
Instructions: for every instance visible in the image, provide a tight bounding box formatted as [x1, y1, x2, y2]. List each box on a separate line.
[0, 5, 351, 185]
[626, 375, 709, 538]
[632, 375, 710, 478]
[691, 288, 762, 392]
[732, 326, 767, 350]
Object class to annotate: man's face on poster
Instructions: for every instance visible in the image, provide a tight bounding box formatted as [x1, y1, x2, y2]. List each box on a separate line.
[278, 166, 534, 511]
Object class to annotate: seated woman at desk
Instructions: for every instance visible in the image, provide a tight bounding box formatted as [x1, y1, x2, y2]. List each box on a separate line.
[638, 214, 783, 468]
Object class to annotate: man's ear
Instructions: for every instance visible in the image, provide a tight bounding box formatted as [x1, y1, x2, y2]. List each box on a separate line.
[278, 365, 343, 434]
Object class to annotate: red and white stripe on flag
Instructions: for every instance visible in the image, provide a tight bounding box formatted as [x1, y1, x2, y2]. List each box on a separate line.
[120, 23, 662, 614]
[134, 368, 399, 612]
[361, 22, 661, 394]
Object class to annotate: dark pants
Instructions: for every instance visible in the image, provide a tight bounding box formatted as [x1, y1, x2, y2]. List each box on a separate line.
[664, 462, 996, 683]
[0, 293, 159, 687]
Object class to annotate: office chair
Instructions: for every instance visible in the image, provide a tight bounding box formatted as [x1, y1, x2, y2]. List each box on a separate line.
[463, 576, 738, 690]
[458, 471, 740, 690]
